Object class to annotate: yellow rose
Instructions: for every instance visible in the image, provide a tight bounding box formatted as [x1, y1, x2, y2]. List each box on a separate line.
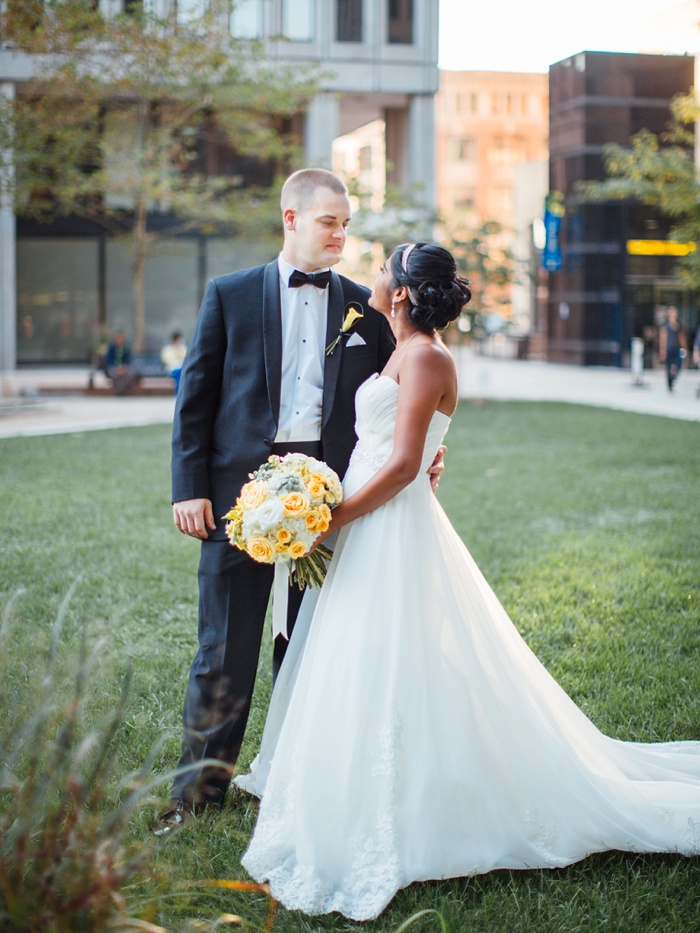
[274, 542, 289, 554]
[318, 504, 331, 522]
[282, 491, 309, 517]
[316, 519, 329, 533]
[306, 479, 326, 499]
[288, 540, 308, 559]
[305, 509, 320, 531]
[326, 477, 342, 503]
[240, 480, 267, 509]
[247, 537, 274, 563]
[225, 522, 245, 547]
[276, 527, 292, 544]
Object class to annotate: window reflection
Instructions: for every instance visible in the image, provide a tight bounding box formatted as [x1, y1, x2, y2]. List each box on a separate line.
[230, 0, 263, 38]
[282, 0, 314, 41]
[337, 0, 362, 42]
[388, 0, 412, 43]
[176, 0, 207, 24]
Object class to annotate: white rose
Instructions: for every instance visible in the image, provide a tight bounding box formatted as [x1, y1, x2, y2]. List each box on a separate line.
[251, 496, 285, 531]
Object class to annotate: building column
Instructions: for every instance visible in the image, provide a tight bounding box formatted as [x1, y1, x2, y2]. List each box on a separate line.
[303, 93, 340, 168]
[406, 93, 436, 208]
[0, 81, 17, 379]
[385, 107, 408, 191]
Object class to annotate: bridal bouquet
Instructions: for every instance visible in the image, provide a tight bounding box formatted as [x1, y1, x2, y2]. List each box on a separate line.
[223, 453, 342, 590]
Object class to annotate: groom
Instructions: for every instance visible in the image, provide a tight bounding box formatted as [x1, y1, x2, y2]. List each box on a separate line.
[156, 168, 398, 829]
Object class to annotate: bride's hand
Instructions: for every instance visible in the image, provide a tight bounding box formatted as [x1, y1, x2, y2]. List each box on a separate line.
[307, 526, 333, 555]
[427, 445, 447, 493]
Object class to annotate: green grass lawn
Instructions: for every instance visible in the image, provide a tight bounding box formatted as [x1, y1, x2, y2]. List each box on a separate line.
[1, 401, 699, 932]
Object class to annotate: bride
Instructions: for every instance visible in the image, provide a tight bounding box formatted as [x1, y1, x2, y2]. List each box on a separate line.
[235, 243, 700, 922]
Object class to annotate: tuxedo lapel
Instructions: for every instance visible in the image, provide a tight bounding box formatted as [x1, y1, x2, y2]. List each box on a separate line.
[262, 261, 282, 427]
[322, 271, 345, 427]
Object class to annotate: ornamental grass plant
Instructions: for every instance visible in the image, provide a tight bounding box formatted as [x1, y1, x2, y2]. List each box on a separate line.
[0, 588, 165, 933]
[0, 401, 698, 932]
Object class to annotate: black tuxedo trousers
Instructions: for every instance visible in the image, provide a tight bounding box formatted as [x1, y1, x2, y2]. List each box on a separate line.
[170, 263, 393, 806]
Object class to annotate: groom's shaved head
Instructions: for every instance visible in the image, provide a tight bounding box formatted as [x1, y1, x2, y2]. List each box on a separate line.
[281, 169, 348, 212]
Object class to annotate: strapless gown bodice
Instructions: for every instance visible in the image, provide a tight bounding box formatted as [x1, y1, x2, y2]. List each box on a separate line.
[345, 373, 450, 490]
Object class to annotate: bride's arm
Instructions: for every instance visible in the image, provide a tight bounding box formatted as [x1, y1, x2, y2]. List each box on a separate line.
[315, 346, 453, 545]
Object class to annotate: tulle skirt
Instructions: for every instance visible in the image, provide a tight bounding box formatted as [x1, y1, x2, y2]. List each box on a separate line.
[236, 456, 700, 921]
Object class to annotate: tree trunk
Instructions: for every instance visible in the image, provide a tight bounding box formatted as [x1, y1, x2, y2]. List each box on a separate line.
[132, 196, 147, 353]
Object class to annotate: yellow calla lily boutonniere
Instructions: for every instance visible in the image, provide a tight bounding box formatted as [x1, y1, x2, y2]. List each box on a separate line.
[326, 303, 364, 356]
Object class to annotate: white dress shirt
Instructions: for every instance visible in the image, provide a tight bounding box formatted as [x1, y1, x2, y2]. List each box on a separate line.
[274, 254, 328, 443]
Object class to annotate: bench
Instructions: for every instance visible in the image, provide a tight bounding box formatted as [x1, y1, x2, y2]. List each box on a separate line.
[86, 352, 174, 396]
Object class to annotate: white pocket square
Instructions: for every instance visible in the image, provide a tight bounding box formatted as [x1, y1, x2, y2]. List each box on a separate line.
[346, 332, 367, 348]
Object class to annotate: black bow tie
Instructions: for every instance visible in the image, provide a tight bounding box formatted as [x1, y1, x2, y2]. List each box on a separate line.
[288, 269, 331, 289]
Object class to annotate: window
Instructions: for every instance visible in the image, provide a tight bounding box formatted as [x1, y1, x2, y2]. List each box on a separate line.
[388, 0, 412, 44]
[175, 0, 207, 24]
[230, 0, 263, 38]
[282, 0, 315, 41]
[488, 135, 527, 166]
[449, 137, 476, 162]
[337, 0, 362, 42]
[453, 188, 476, 211]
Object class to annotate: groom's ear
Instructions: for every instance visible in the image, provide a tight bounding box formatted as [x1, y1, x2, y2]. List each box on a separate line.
[283, 208, 296, 231]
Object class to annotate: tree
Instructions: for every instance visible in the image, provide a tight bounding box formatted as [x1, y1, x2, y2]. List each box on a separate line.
[577, 92, 700, 290]
[442, 220, 524, 339]
[345, 181, 523, 340]
[0, 0, 317, 350]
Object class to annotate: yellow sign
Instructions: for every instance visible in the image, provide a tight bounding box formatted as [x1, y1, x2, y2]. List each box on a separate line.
[626, 240, 696, 256]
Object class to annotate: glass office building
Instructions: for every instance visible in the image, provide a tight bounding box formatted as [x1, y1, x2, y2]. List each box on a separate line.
[547, 51, 696, 366]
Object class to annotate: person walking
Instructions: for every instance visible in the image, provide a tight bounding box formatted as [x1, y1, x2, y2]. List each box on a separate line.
[659, 306, 686, 392]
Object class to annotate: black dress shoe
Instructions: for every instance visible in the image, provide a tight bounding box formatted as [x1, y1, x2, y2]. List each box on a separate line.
[152, 798, 194, 836]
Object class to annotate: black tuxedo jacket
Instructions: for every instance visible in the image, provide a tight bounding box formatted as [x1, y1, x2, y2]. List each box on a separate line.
[171, 261, 394, 540]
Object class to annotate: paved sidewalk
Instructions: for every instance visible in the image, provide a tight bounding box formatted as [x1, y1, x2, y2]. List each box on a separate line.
[454, 348, 700, 423]
[1, 351, 699, 440]
[0, 367, 176, 439]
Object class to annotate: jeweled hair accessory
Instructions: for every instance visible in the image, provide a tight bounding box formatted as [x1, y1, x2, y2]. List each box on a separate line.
[401, 244, 419, 306]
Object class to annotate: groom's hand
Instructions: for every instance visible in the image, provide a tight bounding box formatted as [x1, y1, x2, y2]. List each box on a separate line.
[427, 445, 446, 494]
[173, 498, 217, 539]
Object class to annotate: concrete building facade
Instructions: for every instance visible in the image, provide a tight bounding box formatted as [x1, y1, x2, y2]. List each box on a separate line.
[0, 0, 438, 368]
[435, 70, 549, 232]
[434, 70, 549, 336]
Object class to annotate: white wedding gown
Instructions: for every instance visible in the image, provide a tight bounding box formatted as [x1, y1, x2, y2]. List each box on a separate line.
[235, 373, 700, 921]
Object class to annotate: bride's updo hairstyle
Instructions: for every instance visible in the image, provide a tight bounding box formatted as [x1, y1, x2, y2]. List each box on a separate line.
[390, 243, 472, 335]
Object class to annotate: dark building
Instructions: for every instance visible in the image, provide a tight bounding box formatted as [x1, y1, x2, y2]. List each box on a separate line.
[547, 51, 696, 366]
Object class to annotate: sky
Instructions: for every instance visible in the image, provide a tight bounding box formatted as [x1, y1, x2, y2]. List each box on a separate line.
[438, 0, 697, 72]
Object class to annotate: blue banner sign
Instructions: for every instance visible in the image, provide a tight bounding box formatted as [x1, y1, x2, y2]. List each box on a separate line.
[542, 192, 565, 272]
